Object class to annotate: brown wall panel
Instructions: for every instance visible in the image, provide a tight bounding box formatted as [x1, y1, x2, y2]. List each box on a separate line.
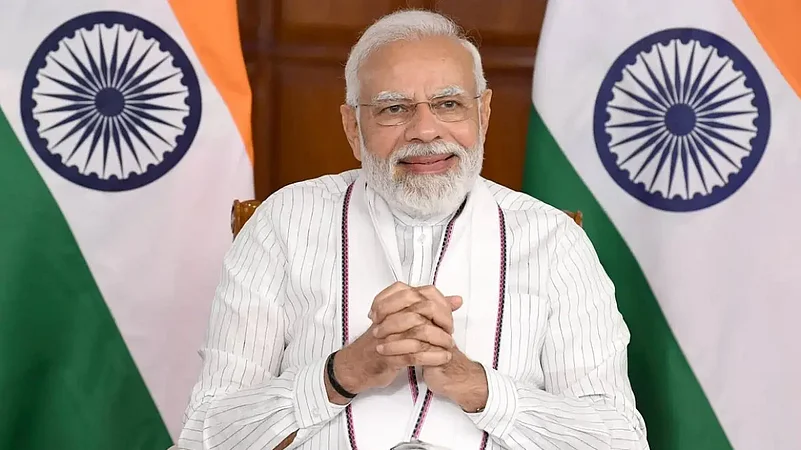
[274, 63, 357, 188]
[481, 69, 536, 190]
[435, 0, 545, 43]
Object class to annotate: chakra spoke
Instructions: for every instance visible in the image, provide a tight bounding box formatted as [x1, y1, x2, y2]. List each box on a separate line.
[608, 105, 663, 118]
[119, 55, 168, 93]
[113, 31, 139, 89]
[688, 60, 729, 107]
[673, 41, 683, 105]
[117, 41, 155, 92]
[610, 124, 664, 148]
[620, 129, 670, 166]
[119, 113, 158, 160]
[64, 113, 102, 164]
[35, 92, 94, 102]
[681, 42, 697, 104]
[113, 116, 142, 170]
[656, 45, 677, 104]
[63, 40, 102, 92]
[637, 55, 672, 109]
[612, 85, 665, 113]
[46, 55, 98, 93]
[124, 72, 180, 97]
[626, 66, 669, 110]
[80, 31, 105, 89]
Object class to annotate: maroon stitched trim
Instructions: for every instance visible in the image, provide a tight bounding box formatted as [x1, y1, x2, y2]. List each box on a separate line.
[341, 183, 357, 450]
[479, 205, 507, 450]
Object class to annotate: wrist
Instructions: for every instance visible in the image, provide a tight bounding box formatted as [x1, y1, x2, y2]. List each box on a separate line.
[331, 347, 368, 394]
[453, 362, 489, 413]
[325, 351, 358, 405]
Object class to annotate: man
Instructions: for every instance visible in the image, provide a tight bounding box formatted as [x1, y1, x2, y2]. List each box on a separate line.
[179, 9, 648, 450]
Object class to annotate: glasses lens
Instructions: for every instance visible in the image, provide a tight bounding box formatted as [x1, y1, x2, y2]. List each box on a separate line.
[373, 103, 413, 126]
[430, 96, 471, 122]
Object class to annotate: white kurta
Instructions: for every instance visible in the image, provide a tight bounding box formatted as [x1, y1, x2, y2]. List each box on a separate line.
[178, 169, 648, 450]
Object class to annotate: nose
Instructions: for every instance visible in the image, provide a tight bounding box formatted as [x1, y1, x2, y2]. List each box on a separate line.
[403, 103, 442, 143]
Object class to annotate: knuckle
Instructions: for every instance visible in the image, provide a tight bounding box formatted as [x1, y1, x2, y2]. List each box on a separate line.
[408, 323, 428, 338]
[417, 285, 436, 295]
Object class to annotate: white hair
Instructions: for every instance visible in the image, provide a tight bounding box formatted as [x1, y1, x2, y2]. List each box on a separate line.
[344, 10, 487, 106]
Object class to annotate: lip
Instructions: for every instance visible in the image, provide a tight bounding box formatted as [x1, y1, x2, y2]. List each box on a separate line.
[398, 154, 457, 174]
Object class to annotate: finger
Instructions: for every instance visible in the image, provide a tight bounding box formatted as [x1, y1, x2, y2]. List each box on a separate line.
[415, 285, 450, 308]
[372, 289, 425, 324]
[376, 339, 433, 356]
[407, 300, 453, 334]
[387, 351, 452, 368]
[369, 282, 412, 320]
[373, 312, 427, 338]
[404, 323, 455, 349]
[447, 295, 463, 311]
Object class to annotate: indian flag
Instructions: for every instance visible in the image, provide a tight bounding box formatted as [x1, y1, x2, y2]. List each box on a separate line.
[525, 1, 801, 449]
[0, 1, 252, 447]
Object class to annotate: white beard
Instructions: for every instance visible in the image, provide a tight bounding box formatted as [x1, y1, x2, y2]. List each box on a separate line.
[359, 130, 484, 220]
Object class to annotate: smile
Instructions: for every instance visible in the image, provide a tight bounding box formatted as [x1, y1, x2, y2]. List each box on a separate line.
[398, 154, 458, 174]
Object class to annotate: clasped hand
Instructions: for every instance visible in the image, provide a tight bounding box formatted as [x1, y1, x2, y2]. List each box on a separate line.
[332, 282, 488, 411]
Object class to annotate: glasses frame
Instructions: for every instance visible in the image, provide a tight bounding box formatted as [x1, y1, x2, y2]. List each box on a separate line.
[357, 93, 482, 127]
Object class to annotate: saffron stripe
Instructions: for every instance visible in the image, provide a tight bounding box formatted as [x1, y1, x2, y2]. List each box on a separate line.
[167, 0, 254, 161]
[733, 0, 801, 99]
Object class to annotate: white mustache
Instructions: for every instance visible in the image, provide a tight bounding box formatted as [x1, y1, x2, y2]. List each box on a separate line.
[390, 141, 468, 165]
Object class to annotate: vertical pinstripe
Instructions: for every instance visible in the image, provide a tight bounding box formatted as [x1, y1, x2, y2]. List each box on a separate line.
[178, 169, 648, 449]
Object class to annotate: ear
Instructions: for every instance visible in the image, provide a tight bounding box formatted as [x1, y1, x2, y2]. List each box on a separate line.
[340, 104, 362, 161]
[479, 89, 492, 138]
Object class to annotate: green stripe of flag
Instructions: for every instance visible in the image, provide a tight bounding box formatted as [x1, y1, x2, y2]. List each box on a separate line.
[523, 106, 732, 450]
[0, 108, 171, 449]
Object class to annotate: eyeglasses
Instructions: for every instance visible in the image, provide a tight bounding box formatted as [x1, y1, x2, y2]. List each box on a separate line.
[359, 94, 481, 126]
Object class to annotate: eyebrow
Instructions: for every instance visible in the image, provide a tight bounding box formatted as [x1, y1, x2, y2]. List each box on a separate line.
[370, 85, 467, 104]
[372, 91, 412, 103]
[431, 85, 466, 99]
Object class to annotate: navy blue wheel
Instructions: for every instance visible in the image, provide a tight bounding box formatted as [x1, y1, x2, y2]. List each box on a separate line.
[20, 11, 202, 192]
[594, 28, 770, 212]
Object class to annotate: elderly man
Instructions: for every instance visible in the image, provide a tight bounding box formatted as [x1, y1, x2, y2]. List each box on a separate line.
[179, 9, 648, 450]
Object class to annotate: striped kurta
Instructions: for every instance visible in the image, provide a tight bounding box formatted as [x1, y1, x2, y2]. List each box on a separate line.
[178, 169, 648, 449]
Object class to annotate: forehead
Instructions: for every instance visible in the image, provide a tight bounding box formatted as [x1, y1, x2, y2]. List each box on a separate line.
[358, 35, 475, 100]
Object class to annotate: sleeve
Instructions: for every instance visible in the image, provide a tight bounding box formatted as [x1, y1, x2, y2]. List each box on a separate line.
[467, 218, 649, 450]
[177, 200, 346, 450]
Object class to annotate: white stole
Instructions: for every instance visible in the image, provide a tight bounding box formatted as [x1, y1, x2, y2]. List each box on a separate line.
[341, 175, 506, 450]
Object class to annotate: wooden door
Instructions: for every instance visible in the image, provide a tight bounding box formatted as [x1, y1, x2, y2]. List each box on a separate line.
[237, 0, 547, 199]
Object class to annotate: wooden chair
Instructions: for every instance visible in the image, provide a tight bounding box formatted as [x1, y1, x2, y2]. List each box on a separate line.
[227, 198, 582, 450]
[231, 199, 583, 237]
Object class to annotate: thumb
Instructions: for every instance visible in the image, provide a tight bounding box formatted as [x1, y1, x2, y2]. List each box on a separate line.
[447, 295, 463, 311]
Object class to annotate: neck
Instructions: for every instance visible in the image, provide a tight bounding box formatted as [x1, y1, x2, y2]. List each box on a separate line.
[389, 201, 458, 226]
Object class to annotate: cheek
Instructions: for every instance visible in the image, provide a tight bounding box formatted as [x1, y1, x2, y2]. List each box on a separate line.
[445, 121, 480, 149]
[363, 127, 404, 159]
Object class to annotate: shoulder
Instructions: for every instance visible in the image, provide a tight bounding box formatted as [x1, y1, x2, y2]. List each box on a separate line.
[480, 178, 600, 274]
[481, 178, 582, 238]
[253, 169, 360, 224]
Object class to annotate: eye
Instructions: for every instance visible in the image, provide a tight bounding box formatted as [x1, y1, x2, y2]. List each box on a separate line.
[379, 104, 410, 115]
[435, 100, 463, 110]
